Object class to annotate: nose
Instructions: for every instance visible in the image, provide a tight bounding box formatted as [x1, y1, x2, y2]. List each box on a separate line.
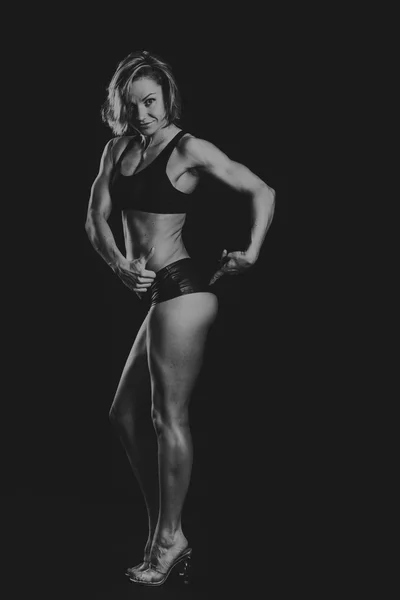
[137, 105, 148, 122]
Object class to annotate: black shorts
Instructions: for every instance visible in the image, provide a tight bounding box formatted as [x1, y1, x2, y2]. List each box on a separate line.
[149, 258, 215, 307]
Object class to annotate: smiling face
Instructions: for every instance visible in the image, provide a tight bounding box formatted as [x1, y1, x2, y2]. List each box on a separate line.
[126, 77, 167, 135]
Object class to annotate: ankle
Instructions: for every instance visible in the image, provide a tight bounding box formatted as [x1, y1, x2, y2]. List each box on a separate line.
[155, 527, 185, 547]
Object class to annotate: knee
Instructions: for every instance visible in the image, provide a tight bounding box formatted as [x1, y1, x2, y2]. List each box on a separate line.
[109, 385, 139, 428]
[151, 407, 189, 437]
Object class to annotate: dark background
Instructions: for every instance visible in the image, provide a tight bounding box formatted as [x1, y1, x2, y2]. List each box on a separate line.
[3, 29, 297, 595]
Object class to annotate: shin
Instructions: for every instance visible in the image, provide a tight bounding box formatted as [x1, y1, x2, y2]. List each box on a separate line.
[152, 406, 193, 540]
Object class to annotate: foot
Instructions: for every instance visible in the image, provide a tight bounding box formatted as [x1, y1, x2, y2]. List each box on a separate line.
[131, 531, 189, 585]
[125, 538, 153, 577]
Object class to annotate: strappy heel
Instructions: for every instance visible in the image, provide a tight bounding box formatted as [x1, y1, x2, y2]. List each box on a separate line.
[129, 547, 192, 586]
[176, 552, 192, 584]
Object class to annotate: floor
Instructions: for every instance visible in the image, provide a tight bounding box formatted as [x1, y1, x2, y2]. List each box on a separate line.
[4, 491, 211, 598]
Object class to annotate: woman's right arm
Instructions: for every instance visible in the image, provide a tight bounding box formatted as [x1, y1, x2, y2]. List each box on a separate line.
[85, 139, 156, 297]
[85, 139, 126, 269]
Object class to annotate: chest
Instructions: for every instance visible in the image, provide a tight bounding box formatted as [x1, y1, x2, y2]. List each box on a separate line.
[119, 143, 199, 194]
[120, 146, 160, 176]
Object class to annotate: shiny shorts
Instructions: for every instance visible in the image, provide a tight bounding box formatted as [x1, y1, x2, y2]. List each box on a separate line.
[149, 258, 215, 307]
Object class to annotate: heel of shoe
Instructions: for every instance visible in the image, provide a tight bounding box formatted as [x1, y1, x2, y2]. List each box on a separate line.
[177, 555, 192, 584]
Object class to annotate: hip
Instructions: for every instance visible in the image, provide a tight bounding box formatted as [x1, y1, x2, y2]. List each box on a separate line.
[149, 257, 216, 307]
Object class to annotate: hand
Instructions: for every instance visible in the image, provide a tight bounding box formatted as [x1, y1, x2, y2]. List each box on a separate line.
[112, 247, 156, 299]
[209, 249, 256, 286]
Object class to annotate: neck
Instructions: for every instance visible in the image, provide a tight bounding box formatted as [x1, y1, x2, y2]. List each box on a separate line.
[144, 124, 178, 150]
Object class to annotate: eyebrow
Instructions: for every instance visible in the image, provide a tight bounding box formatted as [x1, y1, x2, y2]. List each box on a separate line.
[142, 93, 156, 101]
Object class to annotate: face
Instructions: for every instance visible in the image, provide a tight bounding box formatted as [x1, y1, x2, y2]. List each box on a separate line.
[126, 77, 167, 135]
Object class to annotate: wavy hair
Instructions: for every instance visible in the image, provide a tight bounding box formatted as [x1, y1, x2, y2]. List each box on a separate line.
[101, 50, 182, 139]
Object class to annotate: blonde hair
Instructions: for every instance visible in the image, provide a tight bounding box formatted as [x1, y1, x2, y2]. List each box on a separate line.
[101, 50, 182, 137]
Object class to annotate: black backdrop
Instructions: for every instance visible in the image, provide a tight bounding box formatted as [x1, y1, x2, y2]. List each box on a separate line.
[4, 30, 296, 593]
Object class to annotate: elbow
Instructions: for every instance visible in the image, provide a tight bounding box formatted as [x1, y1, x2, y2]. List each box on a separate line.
[85, 211, 98, 238]
[257, 183, 275, 207]
[267, 184, 276, 203]
[263, 184, 276, 222]
[267, 186, 276, 217]
[269, 187, 276, 219]
[256, 182, 275, 202]
[85, 208, 101, 233]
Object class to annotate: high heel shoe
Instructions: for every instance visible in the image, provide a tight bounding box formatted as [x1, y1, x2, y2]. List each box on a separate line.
[129, 547, 192, 586]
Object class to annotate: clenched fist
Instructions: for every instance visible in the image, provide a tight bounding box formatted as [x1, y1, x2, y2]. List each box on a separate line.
[112, 247, 157, 299]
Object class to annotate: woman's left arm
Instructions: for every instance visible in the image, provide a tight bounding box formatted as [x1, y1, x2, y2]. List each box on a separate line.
[183, 137, 276, 284]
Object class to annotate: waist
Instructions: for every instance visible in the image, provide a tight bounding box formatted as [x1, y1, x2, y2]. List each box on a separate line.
[126, 242, 190, 274]
[111, 180, 193, 214]
[152, 251, 191, 274]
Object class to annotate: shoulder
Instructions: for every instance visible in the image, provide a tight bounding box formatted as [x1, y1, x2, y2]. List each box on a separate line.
[97, 136, 138, 177]
[109, 135, 140, 163]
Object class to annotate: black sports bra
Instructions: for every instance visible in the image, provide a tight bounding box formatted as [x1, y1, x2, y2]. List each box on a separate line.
[110, 130, 194, 214]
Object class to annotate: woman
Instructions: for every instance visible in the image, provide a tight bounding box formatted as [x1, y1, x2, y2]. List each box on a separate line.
[85, 50, 275, 586]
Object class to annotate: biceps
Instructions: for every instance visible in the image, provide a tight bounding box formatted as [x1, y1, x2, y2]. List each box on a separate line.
[210, 159, 264, 193]
[88, 176, 113, 219]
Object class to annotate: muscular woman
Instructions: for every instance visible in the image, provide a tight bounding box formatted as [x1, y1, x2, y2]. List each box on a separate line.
[85, 50, 275, 586]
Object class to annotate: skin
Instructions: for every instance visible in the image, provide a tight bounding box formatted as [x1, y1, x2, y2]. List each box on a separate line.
[85, 76, 275, 584]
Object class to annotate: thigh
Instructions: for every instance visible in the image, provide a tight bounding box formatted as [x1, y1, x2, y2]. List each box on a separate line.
[147, 293, 218, 412]
[111, 314, 151, 415]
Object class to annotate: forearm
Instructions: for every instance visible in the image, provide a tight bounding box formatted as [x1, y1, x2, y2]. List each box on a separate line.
[246, 184, 276, 260]
[85, 210, 125, 269]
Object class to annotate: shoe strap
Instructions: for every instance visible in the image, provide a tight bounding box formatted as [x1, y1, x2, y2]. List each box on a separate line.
[149, 548, 192, 573]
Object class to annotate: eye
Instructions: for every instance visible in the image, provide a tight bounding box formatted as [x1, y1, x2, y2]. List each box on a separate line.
[144, 98, 155, 107]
